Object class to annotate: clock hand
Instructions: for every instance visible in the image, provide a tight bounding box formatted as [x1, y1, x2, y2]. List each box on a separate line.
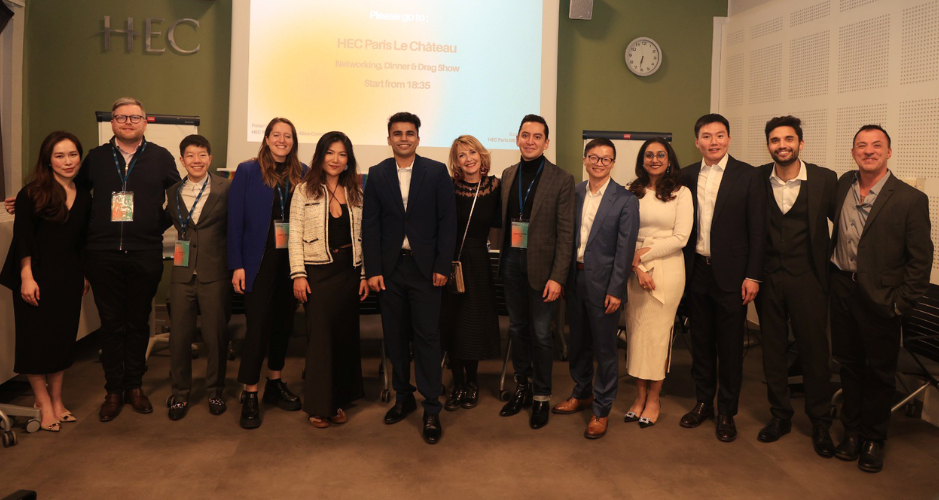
[640, 55, 644, 66]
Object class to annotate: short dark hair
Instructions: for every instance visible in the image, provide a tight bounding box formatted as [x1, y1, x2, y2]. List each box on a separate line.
[764, 115, 803, 143]
[518, 114, 549, 139]
[179, 134, 211, 156]
[853, 124, 891, 148]
[387, 112, 421, 135]
[694, 113, 730, 137]
[584, 138, 616, 159]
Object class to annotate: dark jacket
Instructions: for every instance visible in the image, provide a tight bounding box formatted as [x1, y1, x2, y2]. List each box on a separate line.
[165, 174, 231, 284]
[77, 136, 179, 252]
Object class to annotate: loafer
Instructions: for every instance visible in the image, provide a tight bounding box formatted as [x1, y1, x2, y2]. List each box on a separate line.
[757, 417, 791, 443]
[98, 393, 123, 422]
[812, 426, 835, 458]
[384, 397, 417, 425]
[716, 414, 737, 442]
[208, 397, 226, 416]
[461, 382, 479, 409]
[444, 385, 466, 411]
[529, 401, 550, 429]
[308, 416, 329, 428]
[168, 401, 189, 421]
[835, 435, 861, 461]
[422, 413, 442, 444]
[858, 441, 884, 473]
[262, 378, 302, 411]
[499, 383, 532, 417]
[240, 392, 261, 429]
[328, 408, 347, 425]
[679, 402, 713, 428]
[552, 395, 594, 414]
[585, 415, 608, 439]
[124, 388, 153, 414]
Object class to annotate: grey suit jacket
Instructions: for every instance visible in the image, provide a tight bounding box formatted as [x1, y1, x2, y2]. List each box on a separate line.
[831, 171, 933, 317]
[499, 159, 575, 289]
[165, 174, 231, 283]
[568, 179, 639, 308]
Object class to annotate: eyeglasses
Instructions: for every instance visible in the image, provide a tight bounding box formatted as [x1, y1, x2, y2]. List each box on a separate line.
[644, 152, 668, 160]
[113, 114, 144, 124]
[585, 154, 614, 166]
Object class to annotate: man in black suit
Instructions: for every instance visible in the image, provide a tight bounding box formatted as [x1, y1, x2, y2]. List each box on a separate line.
[679, 113, 766, 442]
[829, 125, 932, 473]
[363, 112, 457, 444]
[754, 116, 837, 456]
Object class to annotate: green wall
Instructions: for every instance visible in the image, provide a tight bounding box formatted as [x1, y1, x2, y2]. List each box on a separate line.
[556, 0, 727, 177]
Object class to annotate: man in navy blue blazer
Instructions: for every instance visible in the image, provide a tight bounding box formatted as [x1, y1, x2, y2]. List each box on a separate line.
[362, 112, 457, 444]
[551, 138, 638, 439]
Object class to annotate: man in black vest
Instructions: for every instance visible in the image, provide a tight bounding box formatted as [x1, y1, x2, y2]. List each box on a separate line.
[755, 116, 837, 457]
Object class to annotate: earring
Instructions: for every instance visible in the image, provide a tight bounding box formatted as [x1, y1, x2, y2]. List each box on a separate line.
[666, 165, 671, 173]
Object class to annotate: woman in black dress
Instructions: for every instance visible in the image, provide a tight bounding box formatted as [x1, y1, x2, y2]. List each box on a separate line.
[289, 131, 367, 428]
[0, 131, 91, 432]
[441, 135, 502, 411]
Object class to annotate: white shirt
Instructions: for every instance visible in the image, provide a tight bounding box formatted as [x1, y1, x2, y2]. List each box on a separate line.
[179, 175, 211, 226]
[397, 159, 414, 250]
[769, 159, 806, 214]
[577, 178, 611, 263]
[116, 140, 142, 165]
[694, 154, 729, 256]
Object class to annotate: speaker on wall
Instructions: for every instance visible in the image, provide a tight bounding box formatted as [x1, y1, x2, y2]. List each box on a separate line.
[569, 0, 593, 20]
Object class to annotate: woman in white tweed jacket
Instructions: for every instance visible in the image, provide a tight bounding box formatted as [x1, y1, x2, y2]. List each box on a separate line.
[288, 131, 368, 428]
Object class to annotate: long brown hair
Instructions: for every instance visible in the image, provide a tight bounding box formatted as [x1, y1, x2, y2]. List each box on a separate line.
[256, 117, 303, 191]
[24, 131, 83, 223]
[301, 131, 362, 206]
[628, 138, 682, 202]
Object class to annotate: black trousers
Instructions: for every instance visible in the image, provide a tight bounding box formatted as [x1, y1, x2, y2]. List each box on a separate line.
[238, 248, 297, 386]
[830, 269, 901, 442]
[757, 270, 832, 427]
[688, 256, 747, 416]
[379, 254, 443, 415]
[86, 249, 164, 394]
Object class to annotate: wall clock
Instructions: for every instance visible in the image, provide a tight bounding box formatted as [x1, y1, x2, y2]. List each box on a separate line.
[625, 37, 662, 77]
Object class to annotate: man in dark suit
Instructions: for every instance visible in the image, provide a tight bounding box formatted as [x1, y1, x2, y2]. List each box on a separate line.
[497, 114, 575, 429]
[829, 125, 932, 473]
[363, 112, 457, 444]
[551, 138, 638, 439]
[164, 135, 231, 421]
[754, 116, 837, 456]
[679, 113, 766, 442]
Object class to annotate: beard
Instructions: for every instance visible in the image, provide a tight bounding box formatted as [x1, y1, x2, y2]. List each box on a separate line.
[771, 149, 800, 167]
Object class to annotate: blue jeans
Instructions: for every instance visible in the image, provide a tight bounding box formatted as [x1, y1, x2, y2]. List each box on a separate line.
[502, 249, 556, 399]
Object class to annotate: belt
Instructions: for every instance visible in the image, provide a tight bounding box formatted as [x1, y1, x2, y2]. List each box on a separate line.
[330, 244, 353, 254]
[576, 262, 585, 271]
[696, 253, 712, 266]
[400, 249, 412, 256]
[831, 264, 857, 282]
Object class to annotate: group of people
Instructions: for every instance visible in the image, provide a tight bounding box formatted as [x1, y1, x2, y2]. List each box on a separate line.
[1, 97, 931, 474]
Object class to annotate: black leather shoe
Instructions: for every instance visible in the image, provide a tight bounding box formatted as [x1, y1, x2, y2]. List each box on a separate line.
[422, 413, 442, 444]
[679, 402, 713, 428]
[529, 401, 550, 429]
[208, 397, 226, 416]
[168, 401, 189, 421]
[812, 426, 835, 458]
[462, 382, 479, 409]
[835, 435, 861, 461]
[757, 417, 791, 442]
[716, 415, 737, 442]
[444, 385, 466, 411]
[858, 441, 884, 473]
[262, 378, 302, 411]
[499, 383, 532, 417]
[240, 392, 261, 429]
[383, 397, 417, 425]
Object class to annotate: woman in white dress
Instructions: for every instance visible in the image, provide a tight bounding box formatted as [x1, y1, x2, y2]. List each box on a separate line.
[624, 138, 693, 428]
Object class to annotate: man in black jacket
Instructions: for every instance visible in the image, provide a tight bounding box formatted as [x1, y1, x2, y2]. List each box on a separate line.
[754, 116, 837, 457]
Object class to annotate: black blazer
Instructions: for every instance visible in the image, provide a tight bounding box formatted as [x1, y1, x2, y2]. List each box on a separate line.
[362, 155, 457, 280]
[758, 162, 837, 290]
[831, 171, 933, 318]
[680, 155, 767, 293]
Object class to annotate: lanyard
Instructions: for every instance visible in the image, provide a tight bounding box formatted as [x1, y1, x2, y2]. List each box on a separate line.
[176, 174, 210, 236]
[518, 159, 545, 217]
[274, 177, 290, 220]
[110, 140, 147, 188]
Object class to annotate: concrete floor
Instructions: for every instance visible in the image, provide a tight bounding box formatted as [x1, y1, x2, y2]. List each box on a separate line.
[1, 318, 938, 499]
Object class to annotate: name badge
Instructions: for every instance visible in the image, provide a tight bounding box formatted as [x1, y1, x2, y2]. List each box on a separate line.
[111, 191, 134, 222]
[174, 240, 191, 267]
[510, 219, 529, 249]
[274, 222, 289, 249]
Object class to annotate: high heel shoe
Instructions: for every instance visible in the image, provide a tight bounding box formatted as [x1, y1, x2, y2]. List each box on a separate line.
[624, 411, 640, 423]
[40, 421, 60, 432]
[638, 417, 656, 428]
[58, 412, 77, 423]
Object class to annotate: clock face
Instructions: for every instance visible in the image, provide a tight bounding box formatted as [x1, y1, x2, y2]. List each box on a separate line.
[626, 37, 662, 76]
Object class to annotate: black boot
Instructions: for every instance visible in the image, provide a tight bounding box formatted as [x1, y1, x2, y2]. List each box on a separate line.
[262, 378, 302, 411]
[240, 392, 261, 429]
[499, 381, 532, 417]
[445, 385, 466, 411]
[462, 382, 479, 409]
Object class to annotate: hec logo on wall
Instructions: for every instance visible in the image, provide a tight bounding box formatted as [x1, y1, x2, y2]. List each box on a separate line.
[99, 16, 201, 54]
